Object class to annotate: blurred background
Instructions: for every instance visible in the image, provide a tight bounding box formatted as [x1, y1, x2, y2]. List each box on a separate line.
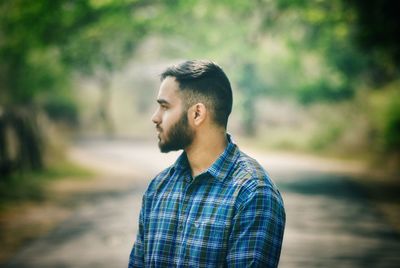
[1, 0, 399, 267]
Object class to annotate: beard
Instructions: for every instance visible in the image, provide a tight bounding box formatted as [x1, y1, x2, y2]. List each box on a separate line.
[157, 111, 194, 153]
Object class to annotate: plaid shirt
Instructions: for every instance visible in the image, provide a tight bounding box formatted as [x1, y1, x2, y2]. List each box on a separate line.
[129, 136, 285, 267]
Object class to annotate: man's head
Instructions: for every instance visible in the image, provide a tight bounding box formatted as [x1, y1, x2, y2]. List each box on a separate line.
[161, 60, 232, 128]
[152, 60, 233, 152]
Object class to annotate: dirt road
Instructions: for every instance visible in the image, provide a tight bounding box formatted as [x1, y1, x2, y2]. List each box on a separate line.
[4, 139, 400, 267]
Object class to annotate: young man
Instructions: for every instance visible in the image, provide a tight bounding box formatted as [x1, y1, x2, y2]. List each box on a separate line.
[129, 60, 285, 267]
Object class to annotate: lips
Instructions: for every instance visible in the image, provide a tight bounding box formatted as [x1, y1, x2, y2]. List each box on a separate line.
[156, 126, 162, 139]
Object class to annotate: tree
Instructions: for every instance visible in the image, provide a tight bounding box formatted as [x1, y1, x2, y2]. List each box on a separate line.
[0, 0, 157, 176]
[348, 0, 400, 77]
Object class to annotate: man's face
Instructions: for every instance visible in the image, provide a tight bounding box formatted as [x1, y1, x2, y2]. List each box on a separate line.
[151, 77, 194, 153]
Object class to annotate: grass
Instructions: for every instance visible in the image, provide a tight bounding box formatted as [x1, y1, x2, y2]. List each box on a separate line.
[0, 160, 95, 209]
[0, 160, 95, 264]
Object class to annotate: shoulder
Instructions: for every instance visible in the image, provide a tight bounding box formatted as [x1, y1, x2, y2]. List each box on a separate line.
[144, 166, 173, 199]
[230, 149, 271, 188]
[229, 149, 283, 208]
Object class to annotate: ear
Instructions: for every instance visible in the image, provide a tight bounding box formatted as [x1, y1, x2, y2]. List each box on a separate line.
[189, 103, 207, 127]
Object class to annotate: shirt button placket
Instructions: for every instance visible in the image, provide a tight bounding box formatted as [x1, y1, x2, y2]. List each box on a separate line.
[177, 177, 192, 263]
[180, 189, 189, 231]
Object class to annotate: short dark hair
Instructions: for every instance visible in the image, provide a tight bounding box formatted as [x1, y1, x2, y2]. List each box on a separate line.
[161, 60, 232, 128]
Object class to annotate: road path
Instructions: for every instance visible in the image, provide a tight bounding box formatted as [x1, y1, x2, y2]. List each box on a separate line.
[5, 139, 400, 268]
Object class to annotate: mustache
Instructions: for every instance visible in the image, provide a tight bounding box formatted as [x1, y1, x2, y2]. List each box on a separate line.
[156, 125, 162, 132]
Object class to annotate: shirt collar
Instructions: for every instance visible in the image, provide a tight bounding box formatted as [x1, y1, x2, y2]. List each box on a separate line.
[169, 134, 240, 181]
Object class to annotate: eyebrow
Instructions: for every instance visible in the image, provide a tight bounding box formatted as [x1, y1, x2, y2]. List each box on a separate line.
[157, 99, 170, 105]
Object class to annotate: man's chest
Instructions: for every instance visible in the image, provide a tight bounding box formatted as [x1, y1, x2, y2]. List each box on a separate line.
[144, 179, 238, 265]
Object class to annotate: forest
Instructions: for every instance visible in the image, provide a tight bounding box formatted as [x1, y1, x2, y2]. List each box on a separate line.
[1, 0, 399, 185]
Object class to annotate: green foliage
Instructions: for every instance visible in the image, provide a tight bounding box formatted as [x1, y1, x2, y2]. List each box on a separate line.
[0, 0, 159, 177]
[382, 98, 400, 152]
[0, 174, 45, 204]
[139, 0, 399, 156]
[0, 160, 93, 206]
[298, 79, 353, 104]
[1, 0, 398, 106]
[310, 124, 343, 151]
[369, 86, 400, 154]
[0, 0, 399, 159]
[0, 0, 154, 105]
[43, 95, 79, 126]
[60, 1, 151, 75]
[150, 0, 361, 105]
[347, 0, 400, 73]
[0, 0, 73, 104]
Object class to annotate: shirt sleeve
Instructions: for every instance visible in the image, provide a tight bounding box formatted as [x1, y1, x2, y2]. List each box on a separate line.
[226, 184, 285, 267]
[128, 196, 146, 268]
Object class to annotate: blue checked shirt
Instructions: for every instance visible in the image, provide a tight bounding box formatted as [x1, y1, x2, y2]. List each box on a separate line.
[129, 136, 285, 267]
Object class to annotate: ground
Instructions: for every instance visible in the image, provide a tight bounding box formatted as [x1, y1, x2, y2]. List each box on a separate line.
[2, 138, 400, 267]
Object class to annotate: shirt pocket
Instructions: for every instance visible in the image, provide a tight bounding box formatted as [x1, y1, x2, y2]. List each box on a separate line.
[183, 218, 230, 263]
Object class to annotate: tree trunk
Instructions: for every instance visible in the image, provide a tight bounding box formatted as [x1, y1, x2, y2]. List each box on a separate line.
[242, 96, 256, 136]
[0, 106, 43, 178]
[98, 80, 114, 138]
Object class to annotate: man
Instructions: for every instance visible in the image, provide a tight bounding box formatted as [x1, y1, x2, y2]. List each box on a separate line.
[129, 60, 285, 267]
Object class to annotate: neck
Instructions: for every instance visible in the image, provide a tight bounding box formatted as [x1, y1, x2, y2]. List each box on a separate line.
[185, 129, 228, 177]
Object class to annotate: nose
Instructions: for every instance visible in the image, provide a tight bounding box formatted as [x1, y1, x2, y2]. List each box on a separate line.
[151, 108, 161, 125]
